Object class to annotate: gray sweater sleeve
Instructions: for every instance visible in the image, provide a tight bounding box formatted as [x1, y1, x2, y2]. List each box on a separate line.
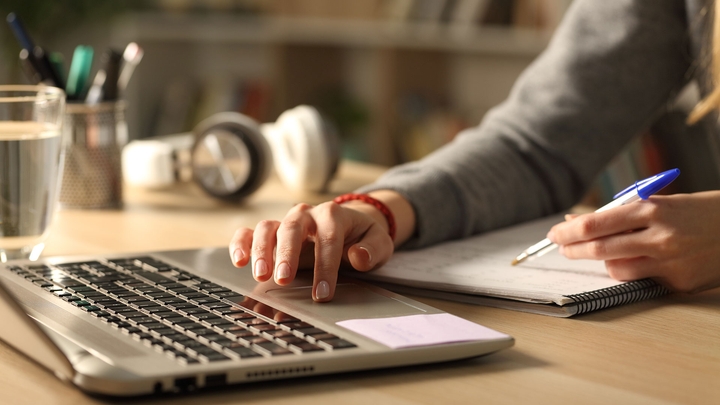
[357, 0, 692, 249]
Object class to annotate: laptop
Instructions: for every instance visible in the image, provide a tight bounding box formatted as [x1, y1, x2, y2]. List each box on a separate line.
[0, 247, 514, 396]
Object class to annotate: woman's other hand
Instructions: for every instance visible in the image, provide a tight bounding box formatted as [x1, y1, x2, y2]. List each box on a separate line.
[547, 191, 720, 293]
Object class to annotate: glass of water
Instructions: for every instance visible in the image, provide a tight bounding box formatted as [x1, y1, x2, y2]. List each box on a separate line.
[0, 85, 66, 262]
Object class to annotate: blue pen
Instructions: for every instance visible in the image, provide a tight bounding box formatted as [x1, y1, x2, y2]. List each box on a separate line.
[511, 168, 681, 265]
[6, 12, 62, 88]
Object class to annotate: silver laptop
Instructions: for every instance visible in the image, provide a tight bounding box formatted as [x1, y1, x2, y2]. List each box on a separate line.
[0, 247, 513, 396]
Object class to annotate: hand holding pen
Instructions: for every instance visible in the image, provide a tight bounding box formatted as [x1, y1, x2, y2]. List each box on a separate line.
[512, 169, 681, 265]
[511, 168, 720, 293]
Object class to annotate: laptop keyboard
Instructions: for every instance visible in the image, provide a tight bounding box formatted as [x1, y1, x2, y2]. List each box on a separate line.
[5, 257, 356, 365]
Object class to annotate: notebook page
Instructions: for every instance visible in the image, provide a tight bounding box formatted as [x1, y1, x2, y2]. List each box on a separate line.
[365, 215, 622, 305]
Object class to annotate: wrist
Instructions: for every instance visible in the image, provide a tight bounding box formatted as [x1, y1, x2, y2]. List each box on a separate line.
[332, 190, 415, 246]
[333, 193, 396, 241]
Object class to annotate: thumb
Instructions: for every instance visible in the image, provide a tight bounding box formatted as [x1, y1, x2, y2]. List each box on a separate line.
[346, 224, 395, 272]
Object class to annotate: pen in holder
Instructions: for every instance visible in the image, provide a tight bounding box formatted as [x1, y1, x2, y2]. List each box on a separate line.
[59, 101, 128, 209]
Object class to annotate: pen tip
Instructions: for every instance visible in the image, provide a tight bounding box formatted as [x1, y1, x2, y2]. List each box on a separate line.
[510, 259, 519, 266]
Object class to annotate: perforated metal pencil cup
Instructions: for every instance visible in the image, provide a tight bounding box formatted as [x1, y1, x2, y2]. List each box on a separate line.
[59, 101, 128, 209]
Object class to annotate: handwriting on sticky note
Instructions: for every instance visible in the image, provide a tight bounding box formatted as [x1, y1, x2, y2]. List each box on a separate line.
[336, 313, 509, 349]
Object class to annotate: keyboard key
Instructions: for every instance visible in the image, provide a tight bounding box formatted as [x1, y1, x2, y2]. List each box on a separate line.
[205, 318, 234, 327]
[275, 336, 307, 346]
[228, 329, 255, 339]
[92, 311, 111, 318]
[145, 292, 174, 299]
[225, 345, 262, 358]
[295, 327, 327, 336]
[193, 313, 222, 322]
[252, 324, 281, 332]
[191, 328, 217, 336]
[266, 329, 294, 338]
[163, 316, 191, 325]
[176, 322, 206, 331]
[120, 311, 146, 318]
[200, 352, 231, 362]
[318, 339, 357, 350]
[191, 297, 220, 305]
[310, 333, 338, 341]
[156, 297, 186, 305]
[54, 279, 84, 288]
[238, 335, 271, 345]
[289, 342, 324, 353]
[195, 283, 223, 291]
[226, 311, 255, 320]
[282, 321, 314, 330]
[135, 271, 174, 285]
[253, 342, 293, 356]
[238, 318, 272, 327]
[215, 307, 246, 315]
[32, 280, 53, 288]
[209, 338, 235, 348]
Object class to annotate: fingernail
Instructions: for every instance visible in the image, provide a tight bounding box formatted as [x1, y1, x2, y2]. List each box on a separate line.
[276, 262, 291, 281]
[546, 231, 554, 241]
[254, 259, 268, 278]
[359, 246, 372, 265]
[232, 249, 243, 264]
[315, 280, 330, 300]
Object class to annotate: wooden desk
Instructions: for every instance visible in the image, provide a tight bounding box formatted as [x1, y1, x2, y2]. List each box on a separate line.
[2, 160, 719, 404]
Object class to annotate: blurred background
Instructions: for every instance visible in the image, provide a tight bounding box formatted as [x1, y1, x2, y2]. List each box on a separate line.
[0, 0, 568, 166]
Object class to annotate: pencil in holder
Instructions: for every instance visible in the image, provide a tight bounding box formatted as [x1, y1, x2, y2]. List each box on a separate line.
[59, 101, 128, 209]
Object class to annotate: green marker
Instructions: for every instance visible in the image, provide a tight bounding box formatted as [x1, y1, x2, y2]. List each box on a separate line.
[66, 45, 94, 100]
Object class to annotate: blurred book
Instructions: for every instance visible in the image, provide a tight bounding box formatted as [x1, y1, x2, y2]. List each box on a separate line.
[587, 107, 720, 206]
[408, 0, 449, 23]
[236, 80, 271, 122]
[449, 0, 492, 26]
[481, 0, 515, 26]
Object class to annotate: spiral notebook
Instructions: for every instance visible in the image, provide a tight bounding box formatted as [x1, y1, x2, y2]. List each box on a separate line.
[352, 215, 669, 317]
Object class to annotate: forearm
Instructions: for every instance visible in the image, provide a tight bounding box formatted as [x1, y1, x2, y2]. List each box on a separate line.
[361, 0, 691, 249]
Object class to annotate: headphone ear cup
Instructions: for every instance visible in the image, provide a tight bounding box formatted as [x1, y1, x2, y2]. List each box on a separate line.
[267, 105, 340, 193]
[190, 112, 272, 201]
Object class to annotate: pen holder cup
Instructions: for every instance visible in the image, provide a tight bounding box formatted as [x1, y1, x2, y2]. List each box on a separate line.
[59, 101, 128, 209]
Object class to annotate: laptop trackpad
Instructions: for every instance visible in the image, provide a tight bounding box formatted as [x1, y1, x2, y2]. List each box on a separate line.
[264, 284, 425, 322]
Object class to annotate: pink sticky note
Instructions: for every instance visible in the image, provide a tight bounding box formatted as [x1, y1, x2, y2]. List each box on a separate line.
[336, 313, 509, 349]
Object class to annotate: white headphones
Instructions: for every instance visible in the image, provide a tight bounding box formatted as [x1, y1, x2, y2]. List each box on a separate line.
[122, 105, 340, 200]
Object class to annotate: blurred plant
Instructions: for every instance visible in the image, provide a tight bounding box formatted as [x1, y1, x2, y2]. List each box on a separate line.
[316, 88, 371, 161]
[1, 1, 147, 39]
[1, 0, 148, 81]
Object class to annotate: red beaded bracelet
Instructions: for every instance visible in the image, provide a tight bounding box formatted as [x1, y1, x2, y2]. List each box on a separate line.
[333, 193, 396, 241]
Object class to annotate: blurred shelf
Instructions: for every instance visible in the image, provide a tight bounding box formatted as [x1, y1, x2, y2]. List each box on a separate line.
[113, 13, 552, 57]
